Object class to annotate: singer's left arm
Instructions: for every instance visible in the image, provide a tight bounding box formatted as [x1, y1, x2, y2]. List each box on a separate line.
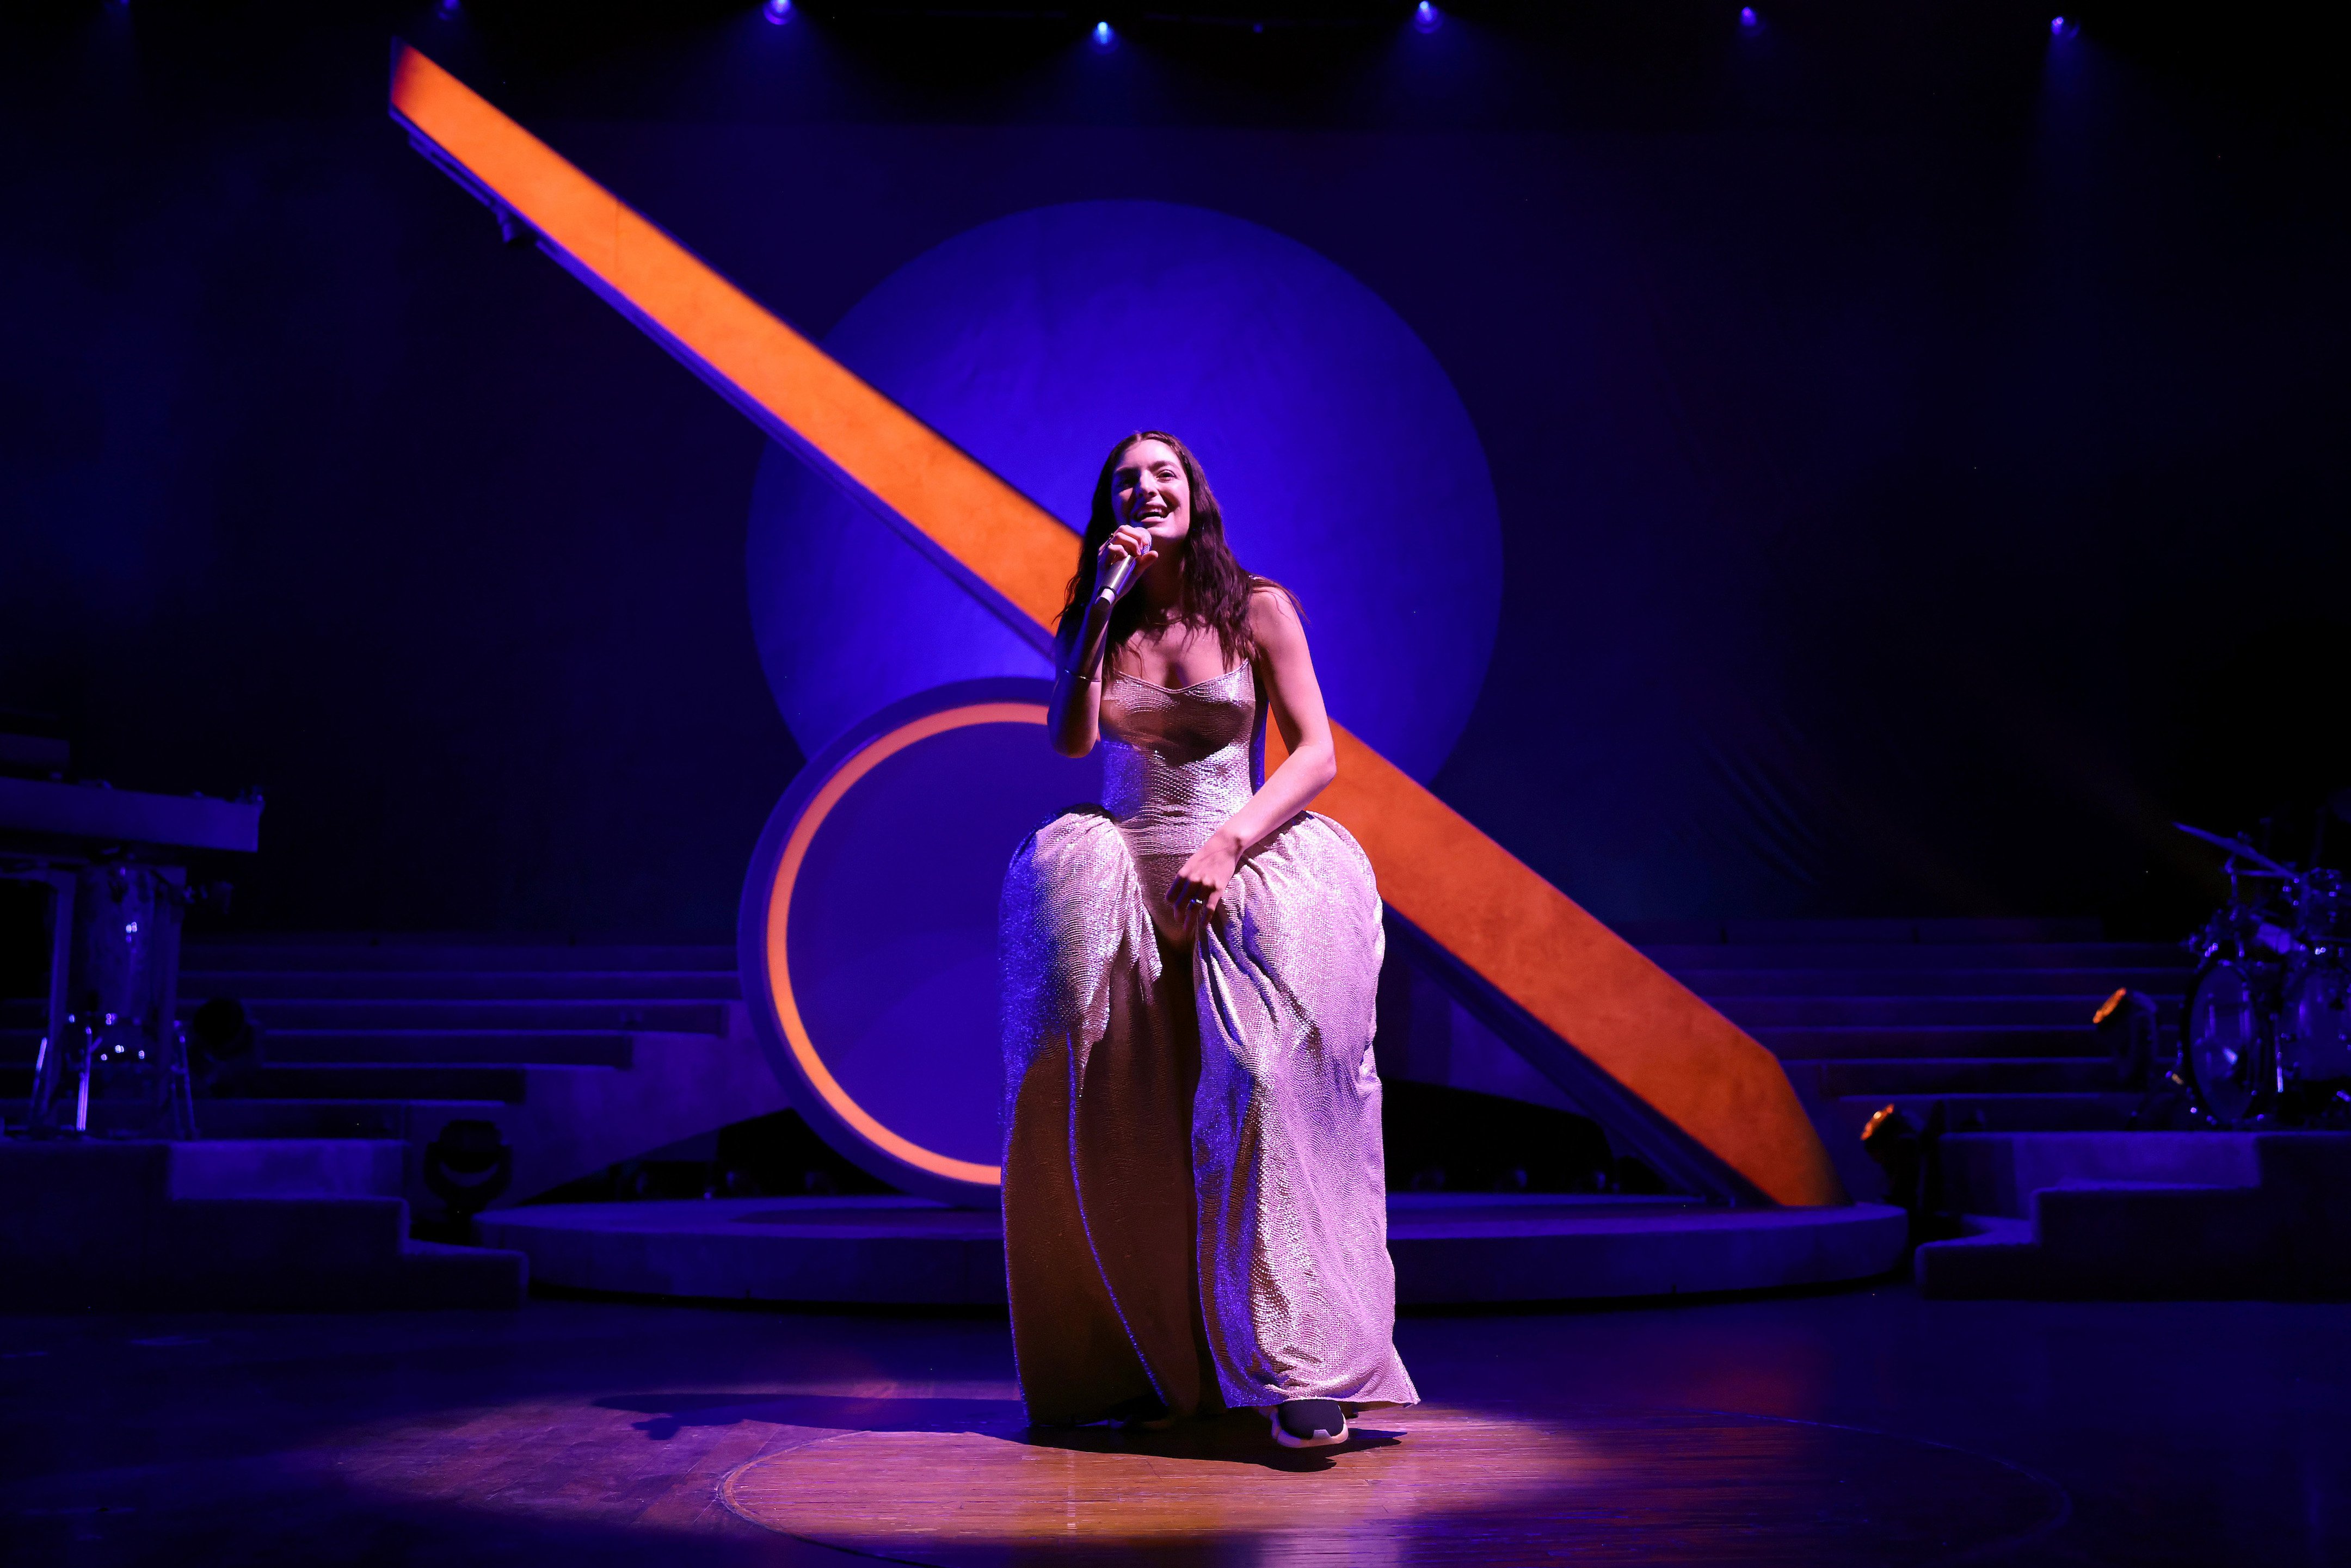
[1166, 587, 1337, 924]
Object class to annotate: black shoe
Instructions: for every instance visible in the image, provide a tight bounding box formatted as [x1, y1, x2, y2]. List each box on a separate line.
[1269, 1399, 1348, 1449]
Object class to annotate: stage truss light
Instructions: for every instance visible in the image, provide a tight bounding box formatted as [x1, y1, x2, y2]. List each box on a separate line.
[1091, 20, 1115, 50]
[765, 0, 792, 24]
[1413, 3, 1441, 34]
[1739, 7, 1760, 31]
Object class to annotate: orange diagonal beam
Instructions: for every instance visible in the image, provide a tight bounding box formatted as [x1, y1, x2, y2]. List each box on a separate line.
[390, 44, 1844, 1206]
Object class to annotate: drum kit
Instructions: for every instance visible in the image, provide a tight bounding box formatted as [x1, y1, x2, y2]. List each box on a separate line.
[2174, 811, 2351, 1128]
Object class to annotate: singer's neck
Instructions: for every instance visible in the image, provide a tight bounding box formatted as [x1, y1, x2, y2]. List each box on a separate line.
[1138, 548, 1185, 613]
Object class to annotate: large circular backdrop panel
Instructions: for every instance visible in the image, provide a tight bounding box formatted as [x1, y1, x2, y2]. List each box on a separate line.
[748, 200, 1502, 783]
[739, 678, 1101, 1205]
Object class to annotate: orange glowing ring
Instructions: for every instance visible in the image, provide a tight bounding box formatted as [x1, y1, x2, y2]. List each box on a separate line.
[738, 678, 1060, 1205]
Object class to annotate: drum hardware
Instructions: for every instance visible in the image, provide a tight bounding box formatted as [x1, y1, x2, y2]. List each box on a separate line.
[2127, 1060, 2213, 1131]
[2171, 814, 2351, 1129]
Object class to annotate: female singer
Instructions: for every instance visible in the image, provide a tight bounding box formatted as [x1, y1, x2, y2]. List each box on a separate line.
[998, 430, 1417, 1449]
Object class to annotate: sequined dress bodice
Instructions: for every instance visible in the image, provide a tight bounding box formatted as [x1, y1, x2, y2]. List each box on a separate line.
[1097, 664, 1257, 850]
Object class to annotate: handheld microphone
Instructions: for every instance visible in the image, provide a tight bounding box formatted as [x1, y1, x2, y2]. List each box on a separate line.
[1077, 535, 1149, 682]
[1096, 544, 1147, 605]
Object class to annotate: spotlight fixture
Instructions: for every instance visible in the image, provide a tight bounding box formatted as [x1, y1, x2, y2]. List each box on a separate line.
[764, 0, 791, 22]
[1092, 20, 1115, 50]
[438, 0, 460, 17]
[1739, 7, 1759, 30]
[1859, 1103, 1923, 1212]
[423, 1119, 514, 1223]
[1413, 2, 1441, 34]
[2093, 987, 2160, 1090]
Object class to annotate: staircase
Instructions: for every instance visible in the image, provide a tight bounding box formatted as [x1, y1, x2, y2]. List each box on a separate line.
[1377, 917, 2193, 1203]
[5, 922, 2206, 1229]
[1635, 924, 2349, 1301]
[1, 936, 791, 1218]
[1639, 919, 2192, 1183]
[1915, 1132, 2351, 1298]
[0, 1136, 526, 1309]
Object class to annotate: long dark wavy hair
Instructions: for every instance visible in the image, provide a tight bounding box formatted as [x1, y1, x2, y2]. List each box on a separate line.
[1056, 430, 1294, 675]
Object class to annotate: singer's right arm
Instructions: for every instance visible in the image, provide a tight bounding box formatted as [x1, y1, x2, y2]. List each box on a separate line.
[1048, 601, 1113, 757]
[1048, 525, 1153, 756]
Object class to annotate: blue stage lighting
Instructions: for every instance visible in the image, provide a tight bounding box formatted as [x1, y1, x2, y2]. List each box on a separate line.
[1092, 20, 1114, 50]
[2050, 14, 2064, 33]
[1413, 2, 1442, 34]
[1739, 7, 1759, 30]
[765, 0, 792, 23]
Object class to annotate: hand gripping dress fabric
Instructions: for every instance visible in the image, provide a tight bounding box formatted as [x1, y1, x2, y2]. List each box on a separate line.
[999, 664, 1418, 1424]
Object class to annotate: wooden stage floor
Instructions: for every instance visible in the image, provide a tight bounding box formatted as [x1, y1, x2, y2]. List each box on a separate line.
[4, 1281, 2346, 1565]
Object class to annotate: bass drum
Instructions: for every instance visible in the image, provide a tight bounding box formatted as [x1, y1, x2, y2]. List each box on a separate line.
[2279, 961, 2351, 1086]
[2182, 960, 2273, 1125]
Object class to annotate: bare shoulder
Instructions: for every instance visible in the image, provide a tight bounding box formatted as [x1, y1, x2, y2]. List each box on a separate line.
[1246, 582, 1306, 649]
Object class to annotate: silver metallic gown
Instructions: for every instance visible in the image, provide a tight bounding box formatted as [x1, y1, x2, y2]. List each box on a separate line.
[999, 663, 1418, 1424]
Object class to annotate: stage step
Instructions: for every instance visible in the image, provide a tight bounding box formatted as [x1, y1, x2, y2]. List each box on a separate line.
[181, 940, 736, 972]
[1791, 1057, 2119, 1097]
[177, 969, 745, 1001]
[1642, 941, 2187, 972]
[0, 1096, 452, 1139]
[1753, 1024, 2096, 1058]
[257, 1029, 639, 1067]
[0, 999, 731, 1033]
[1686, 967, 2186, 998]
[1936, 1131, 2266, 1217]
[236, 1063, 536, 1102]
[0, 1139, 526, 1310]
[1725, 997, 2111, 1028]
[481, 1193, 1910, 1307]
[1915, 1133, 2351, 1300]
[1620, 917, 2110, 945]
[2, 938, 789, 1217]
[1831, 1092, 2142, 1135]
[167, 1137, 407, 1199]
[0, 1026, 638, 1068]
[27, 1097, 503, 1139]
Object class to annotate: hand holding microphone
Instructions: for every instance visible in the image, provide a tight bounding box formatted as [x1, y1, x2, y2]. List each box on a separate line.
[1095, 524, 1158, 605]
[1074, 525, 1157, 684]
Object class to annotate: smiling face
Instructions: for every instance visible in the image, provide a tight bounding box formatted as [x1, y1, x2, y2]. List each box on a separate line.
[1111, 438, 1193, 553]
